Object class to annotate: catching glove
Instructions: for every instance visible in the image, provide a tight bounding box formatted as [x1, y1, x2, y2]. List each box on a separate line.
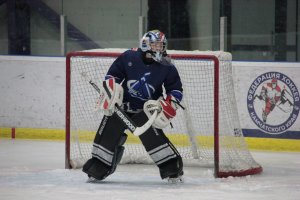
[144, 95, 178, 129]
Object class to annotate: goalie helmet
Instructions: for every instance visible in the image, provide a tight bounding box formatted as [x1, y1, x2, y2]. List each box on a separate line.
[140, 30, 167, 62]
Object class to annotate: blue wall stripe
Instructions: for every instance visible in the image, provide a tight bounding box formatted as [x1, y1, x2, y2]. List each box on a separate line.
[243, 129, 300, 139]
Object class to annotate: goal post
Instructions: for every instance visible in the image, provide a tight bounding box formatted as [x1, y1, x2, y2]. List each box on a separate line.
[65, 49, 263, 178]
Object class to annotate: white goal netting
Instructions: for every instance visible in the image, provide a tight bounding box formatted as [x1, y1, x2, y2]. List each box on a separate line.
[66, 49, 262, 177]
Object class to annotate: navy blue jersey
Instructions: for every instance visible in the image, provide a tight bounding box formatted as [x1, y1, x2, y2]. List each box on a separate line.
[105, 49, 183, 112]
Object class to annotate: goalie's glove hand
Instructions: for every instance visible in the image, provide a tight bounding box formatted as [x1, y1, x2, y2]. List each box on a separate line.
[143, 99, 162, 114]
[144, 95, 178, 129]
[160, 95, 177, 119]
[95, 78, 123, 116]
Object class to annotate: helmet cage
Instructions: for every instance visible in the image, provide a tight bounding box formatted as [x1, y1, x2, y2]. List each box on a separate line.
[140, 30, 167, 62]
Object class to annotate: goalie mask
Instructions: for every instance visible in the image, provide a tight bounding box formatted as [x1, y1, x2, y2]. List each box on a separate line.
[140, 30, 167, 62]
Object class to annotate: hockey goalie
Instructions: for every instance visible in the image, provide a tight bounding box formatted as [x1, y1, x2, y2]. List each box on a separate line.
[82, 30, 184, 183]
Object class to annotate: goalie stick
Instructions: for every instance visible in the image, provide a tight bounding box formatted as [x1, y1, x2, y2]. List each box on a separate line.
[80, 72, 158, 136]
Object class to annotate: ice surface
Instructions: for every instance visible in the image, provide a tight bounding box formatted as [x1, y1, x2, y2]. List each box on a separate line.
[0, 139, 299, 200]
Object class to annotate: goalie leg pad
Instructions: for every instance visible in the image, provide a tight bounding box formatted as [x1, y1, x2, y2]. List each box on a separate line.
[131, 112, 183, 179]
[82, 112, 128, 180]
[157, 146, 183, 179]
[83, 157, 111, 181]
[83, 139, 126, 181]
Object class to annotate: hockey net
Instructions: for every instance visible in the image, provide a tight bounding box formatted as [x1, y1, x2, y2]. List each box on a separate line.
[65, 49, 262, 178]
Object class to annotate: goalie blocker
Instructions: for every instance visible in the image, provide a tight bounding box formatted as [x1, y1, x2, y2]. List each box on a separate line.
[82, 110, 183, 181]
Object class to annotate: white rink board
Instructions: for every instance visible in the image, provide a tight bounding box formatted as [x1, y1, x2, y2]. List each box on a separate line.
[0, 54, 299, 134]
[0, 56, 65, 128]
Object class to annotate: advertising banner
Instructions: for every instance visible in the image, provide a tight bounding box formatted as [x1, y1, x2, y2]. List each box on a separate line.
[233, 62, 300, 140]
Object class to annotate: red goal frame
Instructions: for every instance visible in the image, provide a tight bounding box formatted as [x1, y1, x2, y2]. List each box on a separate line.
[65, 51, 262, 178]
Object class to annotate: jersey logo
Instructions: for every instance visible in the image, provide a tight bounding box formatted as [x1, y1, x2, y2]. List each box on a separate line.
[247, 71, 299, 134]
[127, 72, 155, 100]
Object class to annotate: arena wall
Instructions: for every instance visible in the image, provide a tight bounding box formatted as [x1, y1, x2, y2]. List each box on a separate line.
[0, 55, 299, 151]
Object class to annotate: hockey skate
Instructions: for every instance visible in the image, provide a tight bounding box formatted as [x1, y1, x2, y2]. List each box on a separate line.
[86, 175, 102, 183]
[167, 174, 184, 184]
[168, 176, 184, 184]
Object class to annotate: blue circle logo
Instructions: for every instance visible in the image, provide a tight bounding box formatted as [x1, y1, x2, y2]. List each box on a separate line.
[247, 72, 299, 134]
